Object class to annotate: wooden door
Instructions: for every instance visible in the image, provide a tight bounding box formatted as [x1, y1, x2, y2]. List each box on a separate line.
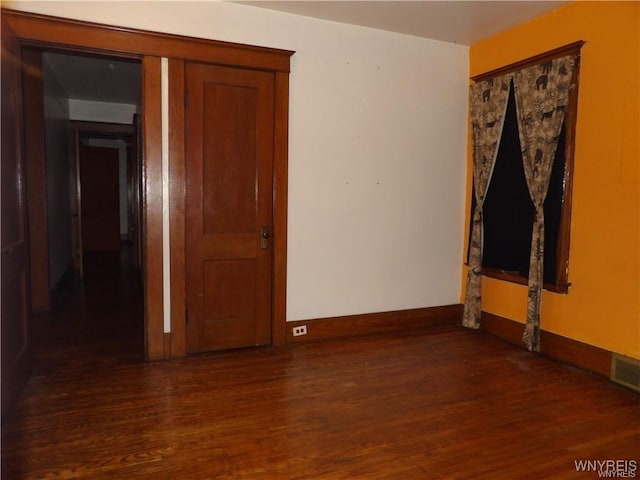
[1, 16, 31, 419]
[185, 63, 274, 353]
[79, 145, 121, 252]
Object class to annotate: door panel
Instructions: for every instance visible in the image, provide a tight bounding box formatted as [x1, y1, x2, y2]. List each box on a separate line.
[203, 84, 257, 234]
[201, 259, 260, 350]
[1, 16, 31, 419]
[186, 63, 274, 353]
[79, 145, 121, 252]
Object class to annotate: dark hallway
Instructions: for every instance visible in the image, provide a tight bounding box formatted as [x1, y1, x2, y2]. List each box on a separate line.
[30, 245, 144, 372]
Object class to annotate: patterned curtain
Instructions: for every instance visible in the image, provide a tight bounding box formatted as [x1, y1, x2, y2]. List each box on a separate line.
[462, 75, 511, 329]
[512, 55, 576, 351]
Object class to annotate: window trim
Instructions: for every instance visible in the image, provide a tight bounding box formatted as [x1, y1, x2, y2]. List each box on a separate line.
[470, 41, 584, 294]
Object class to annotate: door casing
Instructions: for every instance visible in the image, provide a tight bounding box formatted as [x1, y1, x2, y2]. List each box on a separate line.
[1, 14, 31, 420]
[2, 8, 293, 360]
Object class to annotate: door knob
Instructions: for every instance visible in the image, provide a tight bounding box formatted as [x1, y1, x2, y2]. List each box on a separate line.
[261, 226, 271, 249]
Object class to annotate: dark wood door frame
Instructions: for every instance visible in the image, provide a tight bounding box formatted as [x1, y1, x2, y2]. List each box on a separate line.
[1, 14, 31, 420]
[21, 47, 50, 312]
[2, 8, 293, 360]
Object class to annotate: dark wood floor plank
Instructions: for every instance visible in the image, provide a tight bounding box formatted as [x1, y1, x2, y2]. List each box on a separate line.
[1, 250, 638, 478]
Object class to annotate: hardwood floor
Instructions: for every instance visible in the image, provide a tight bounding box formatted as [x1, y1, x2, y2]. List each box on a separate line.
[29, 248, 145, 372]
[1, 256, 638, 478]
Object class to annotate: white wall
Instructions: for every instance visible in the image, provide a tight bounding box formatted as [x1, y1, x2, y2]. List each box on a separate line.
[42, 54, 73, 289]
[9, 1, 470, 322]
[69, 99, 137, 124]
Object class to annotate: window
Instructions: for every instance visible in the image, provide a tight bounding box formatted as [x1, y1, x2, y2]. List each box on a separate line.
[468, 42, 582, 294]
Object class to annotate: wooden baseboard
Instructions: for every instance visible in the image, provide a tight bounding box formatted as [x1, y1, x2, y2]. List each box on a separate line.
[286, 304, 463, 343]
[480, 312, 612, 378]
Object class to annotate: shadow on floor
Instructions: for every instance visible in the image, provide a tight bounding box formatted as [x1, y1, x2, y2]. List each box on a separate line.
[31, 244, 145, 373]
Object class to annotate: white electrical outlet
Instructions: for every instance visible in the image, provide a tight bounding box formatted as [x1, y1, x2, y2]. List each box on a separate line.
[292, 325, 307, 337]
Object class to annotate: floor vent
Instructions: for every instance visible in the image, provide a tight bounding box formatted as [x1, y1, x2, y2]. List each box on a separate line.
[611, 354, 640, 393]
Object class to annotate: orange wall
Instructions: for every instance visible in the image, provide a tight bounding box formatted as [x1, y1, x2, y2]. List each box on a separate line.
[464, 1, 640, 359]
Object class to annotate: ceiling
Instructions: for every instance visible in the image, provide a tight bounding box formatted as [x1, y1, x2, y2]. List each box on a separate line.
[238, 1, 568, 46]
[42, 1, 567, 105]
[43, 51, 141, 105]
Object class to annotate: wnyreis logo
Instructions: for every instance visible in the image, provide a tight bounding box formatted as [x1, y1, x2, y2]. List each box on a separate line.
[574, 460, 637, 478]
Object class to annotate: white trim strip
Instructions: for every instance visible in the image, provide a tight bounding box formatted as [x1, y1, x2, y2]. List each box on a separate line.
[161, 57, 171, 334]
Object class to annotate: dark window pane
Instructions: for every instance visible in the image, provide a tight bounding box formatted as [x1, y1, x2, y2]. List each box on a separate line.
[542, 122, 566, 283]
[482, 84, 533, 277]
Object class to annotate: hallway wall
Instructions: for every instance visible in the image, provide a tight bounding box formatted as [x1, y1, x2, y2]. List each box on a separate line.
[42, 54, 72, 290]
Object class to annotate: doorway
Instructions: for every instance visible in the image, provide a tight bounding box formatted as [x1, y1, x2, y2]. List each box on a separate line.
[29, 50, 144, 367]
[2, 9, 292, 417]
[72, 120, 142, 278]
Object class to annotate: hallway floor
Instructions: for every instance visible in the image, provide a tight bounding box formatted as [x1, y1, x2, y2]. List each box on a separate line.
[30, 247, 144, 374]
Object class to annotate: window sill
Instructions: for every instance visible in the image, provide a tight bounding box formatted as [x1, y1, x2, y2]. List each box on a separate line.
[482, 267, 570, 294]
